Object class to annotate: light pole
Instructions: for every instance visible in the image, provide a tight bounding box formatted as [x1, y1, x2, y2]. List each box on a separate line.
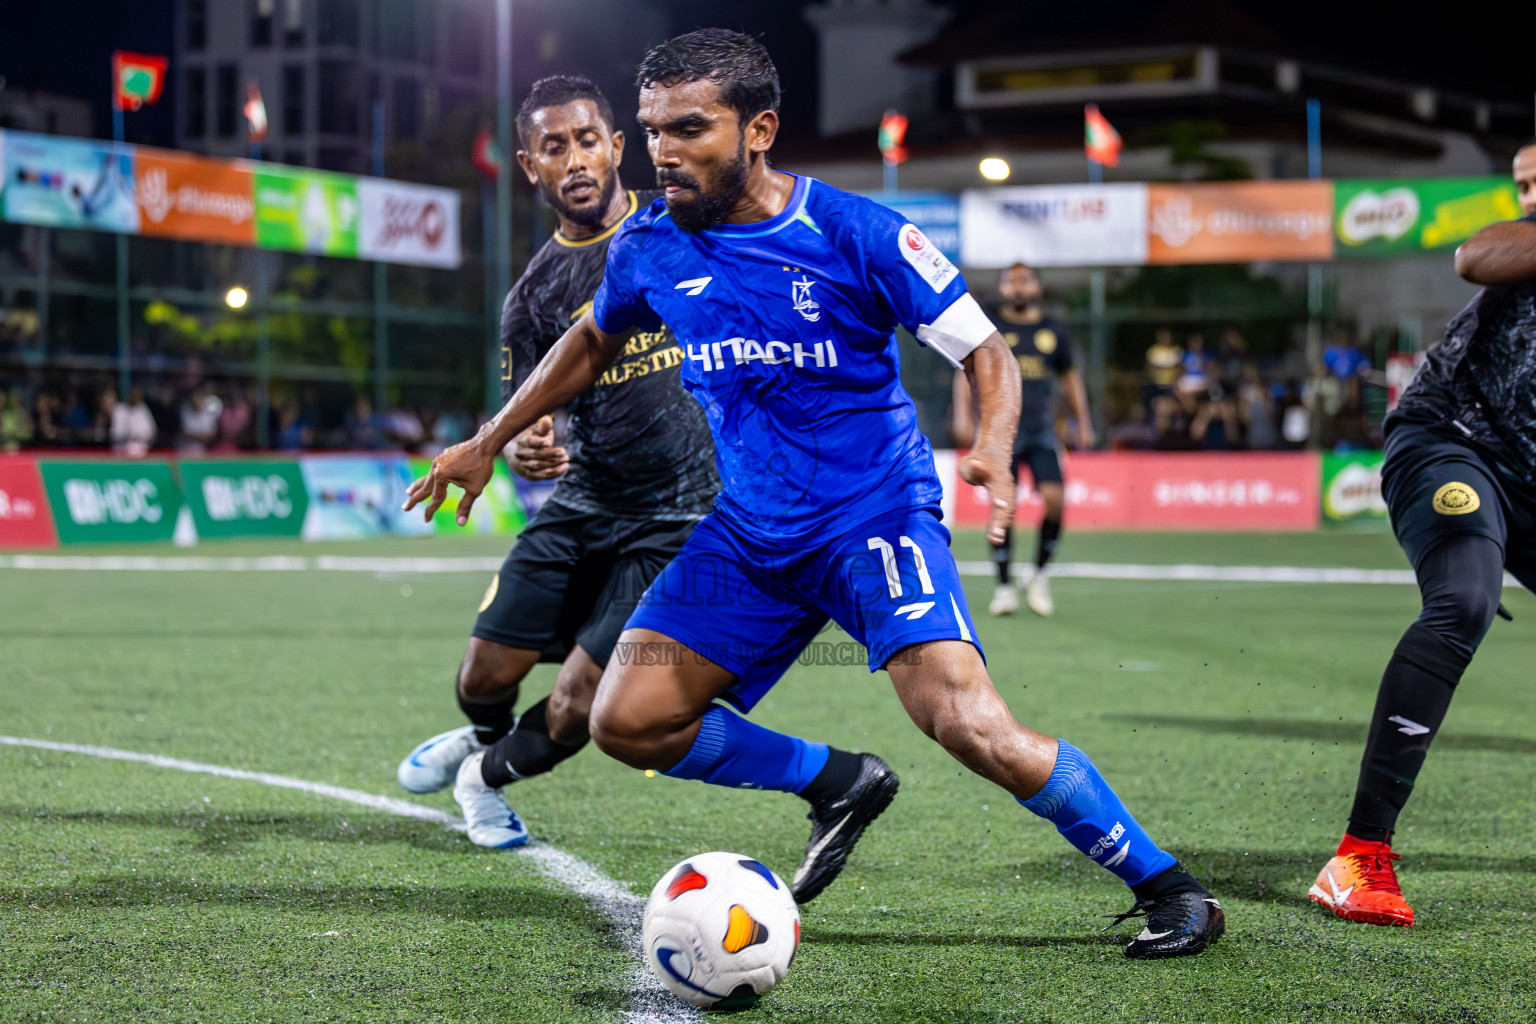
[490, 0, 515, 417]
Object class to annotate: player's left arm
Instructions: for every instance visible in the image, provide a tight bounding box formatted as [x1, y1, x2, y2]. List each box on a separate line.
[1059, 368, 1094, 450]
[1454, 217, 1536, 285]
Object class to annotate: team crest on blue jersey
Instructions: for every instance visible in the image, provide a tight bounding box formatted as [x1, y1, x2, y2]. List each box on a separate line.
[791, 275, 821, 322]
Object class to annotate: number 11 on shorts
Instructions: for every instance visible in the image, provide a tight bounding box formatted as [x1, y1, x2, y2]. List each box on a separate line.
[867, 536, 935, 599]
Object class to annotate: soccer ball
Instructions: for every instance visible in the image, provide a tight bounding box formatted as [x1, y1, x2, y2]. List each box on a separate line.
[642, 851, 800, 1009]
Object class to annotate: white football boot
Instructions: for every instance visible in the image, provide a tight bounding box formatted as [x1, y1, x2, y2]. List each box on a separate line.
[454, 751, 530, 849]
[988, 583, 1019, 616]
[397, 724, 485, 794]
[1025, 572, 1054, 617]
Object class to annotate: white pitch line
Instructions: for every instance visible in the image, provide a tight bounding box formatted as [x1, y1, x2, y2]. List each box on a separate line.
[0, 735, 695, 1024]
[3, 552, 1511, 587]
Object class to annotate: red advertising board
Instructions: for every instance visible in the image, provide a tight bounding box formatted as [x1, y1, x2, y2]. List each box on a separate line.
[0, 456, 59, 548]
[953, 451, 1320, 531]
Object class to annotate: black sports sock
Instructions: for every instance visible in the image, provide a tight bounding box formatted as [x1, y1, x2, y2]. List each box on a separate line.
[1130, 861, 1205, 902]
[1346, 535, 1500, 841]
[797, 747, 863, 806]
[1036, 515, 1062, 570]
[992, 528, 1013, 585]
[458, 687, 517, 745]
[1347, 623, 1467, 841]
[480, 697, 588, 788]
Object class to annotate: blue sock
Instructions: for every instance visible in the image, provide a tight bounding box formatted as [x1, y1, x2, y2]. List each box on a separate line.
[1018, 739, 1177, 888]
[662, 705, 830, 794]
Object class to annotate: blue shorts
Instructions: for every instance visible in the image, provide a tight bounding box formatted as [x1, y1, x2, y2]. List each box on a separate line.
[626, 505, 983, 712]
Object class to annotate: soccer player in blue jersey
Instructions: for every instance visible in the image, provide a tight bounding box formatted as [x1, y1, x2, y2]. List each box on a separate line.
[407, 28, 1223, 958]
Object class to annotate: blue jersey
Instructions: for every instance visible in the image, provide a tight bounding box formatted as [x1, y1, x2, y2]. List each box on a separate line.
[592, 173, 973, 542]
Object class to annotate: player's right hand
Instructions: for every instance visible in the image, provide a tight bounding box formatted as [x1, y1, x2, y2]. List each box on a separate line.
[958, 447, 1016, 547]
[402, 438, 495, 526]
[508, 415, 569, 481]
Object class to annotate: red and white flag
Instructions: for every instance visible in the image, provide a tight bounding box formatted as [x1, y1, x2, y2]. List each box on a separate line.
[1084, 104, 1122, 167]
[244, 83, 269, 144]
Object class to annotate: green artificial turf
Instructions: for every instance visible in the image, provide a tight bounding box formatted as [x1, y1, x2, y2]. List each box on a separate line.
[2, 529, 1534, 1023]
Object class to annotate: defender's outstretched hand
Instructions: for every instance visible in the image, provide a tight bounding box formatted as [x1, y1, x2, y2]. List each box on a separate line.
[403, 439, 495, 526]
[959, 447, 1016, 546]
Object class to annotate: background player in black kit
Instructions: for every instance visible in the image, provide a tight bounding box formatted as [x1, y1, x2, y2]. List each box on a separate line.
[1309, 141, 1536, 926]
[396, 76, 718, 848]
[952, 262, 1092, 618]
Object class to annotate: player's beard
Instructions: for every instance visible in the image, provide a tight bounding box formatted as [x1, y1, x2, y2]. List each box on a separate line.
[659, 140, 749, 234]
[544, 172, 619, 231]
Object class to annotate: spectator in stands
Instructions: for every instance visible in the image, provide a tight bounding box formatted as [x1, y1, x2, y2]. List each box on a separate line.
[386, 404, 425, 449]
[59, 388, 93, 442]
[1, 388, 33, 452]
[215, 388, 252, 452]
[179, 384, 221, 455]
[1236, 363, 1279, 449]
[1148, 328, 1179, 396]
[275, 400, 312, 451]
[1278, 381, 1311, 448]
[30, 390, 61, 447]
[111, 386, 158, 457]
[1217, 328, 1249, 391]
[345, 394, 388, 450]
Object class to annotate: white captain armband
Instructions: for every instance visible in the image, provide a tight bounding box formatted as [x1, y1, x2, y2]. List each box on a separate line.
[915, 293, 997, 369]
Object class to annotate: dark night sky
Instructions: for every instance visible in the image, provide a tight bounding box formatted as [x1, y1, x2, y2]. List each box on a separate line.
[0, 0, 1529, 150]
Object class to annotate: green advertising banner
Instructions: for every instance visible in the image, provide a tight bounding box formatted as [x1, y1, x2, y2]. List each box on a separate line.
[253, 167, 359, 257]
[38, 459, 183, 544]
[1335, 177, 1520, 257]
[180, 460, 308, 539]
[1322, 450, 1387, 523]
[409, 459, 525, 537]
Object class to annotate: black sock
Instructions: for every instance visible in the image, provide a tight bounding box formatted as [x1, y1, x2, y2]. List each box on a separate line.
[993, 528, 1013, 584]
[1130, 861, 1205, 902]
[1347, 622, 1468, 841]
[480, 697, 588, 788]
[458, 687, 517, 745]
[1036, 515, 1062, 569]
[797, 747, 863, 806]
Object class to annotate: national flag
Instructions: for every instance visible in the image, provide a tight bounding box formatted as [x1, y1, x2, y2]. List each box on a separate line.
[472, 126, 504, 180]
[244, 83, 268, 143]
[878, 109, 909, 166]
[1084, 103, 1122, 167]
[112, 51, 168, 112]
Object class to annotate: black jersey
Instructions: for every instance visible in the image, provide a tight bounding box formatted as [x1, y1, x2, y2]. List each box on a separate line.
[1388, 234, 1536, 495]
[500, 190, 719, 520]
[987, 307, 1076, 439]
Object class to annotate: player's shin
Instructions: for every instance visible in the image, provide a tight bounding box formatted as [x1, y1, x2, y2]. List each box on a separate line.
[1018, 739, 1186, 890]
[662, 705, 835, 794]
[992, 528, 1013, 584]
[480, 697, 589, 788]
[1036, 515, 1062, 569]
[1347, 624, 1466, 841]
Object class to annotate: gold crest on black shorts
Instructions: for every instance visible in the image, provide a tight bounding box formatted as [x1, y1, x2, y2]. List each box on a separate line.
[1432, 482, 1480, 516]
[479, 575, 500, 612]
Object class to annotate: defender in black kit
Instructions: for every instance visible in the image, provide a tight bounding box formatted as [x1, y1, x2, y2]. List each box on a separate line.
[1308, 141, 1536, 926]
[394, 76, 718, 849]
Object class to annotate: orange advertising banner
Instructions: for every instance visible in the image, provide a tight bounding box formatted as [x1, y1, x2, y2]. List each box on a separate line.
[135, 150, 255, 244]
[1147, 181, 1334, 264]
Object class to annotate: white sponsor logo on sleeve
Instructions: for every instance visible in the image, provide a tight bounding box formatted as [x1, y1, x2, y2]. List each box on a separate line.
[897, 223, 959, 293]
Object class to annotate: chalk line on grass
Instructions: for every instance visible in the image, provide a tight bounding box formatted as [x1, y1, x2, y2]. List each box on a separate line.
[0, 735, 694, 1024]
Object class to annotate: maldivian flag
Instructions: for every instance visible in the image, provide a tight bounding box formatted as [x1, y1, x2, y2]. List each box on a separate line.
[1084, 103, 1122, 167]
[244, 82, 268, 143]
[878, 109, 909, 165]
[112, 51, 168, 112]
[472, 127, 503, 180]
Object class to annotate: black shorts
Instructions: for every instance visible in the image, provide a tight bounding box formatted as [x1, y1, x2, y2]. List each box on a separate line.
[1013, 427, 1064, 487]
[1382, 424, 1536, 592]
[472, 501, 698, 665]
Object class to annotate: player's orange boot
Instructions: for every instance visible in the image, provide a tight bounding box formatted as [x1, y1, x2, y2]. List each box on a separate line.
[1308, 833, 1414, 926]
